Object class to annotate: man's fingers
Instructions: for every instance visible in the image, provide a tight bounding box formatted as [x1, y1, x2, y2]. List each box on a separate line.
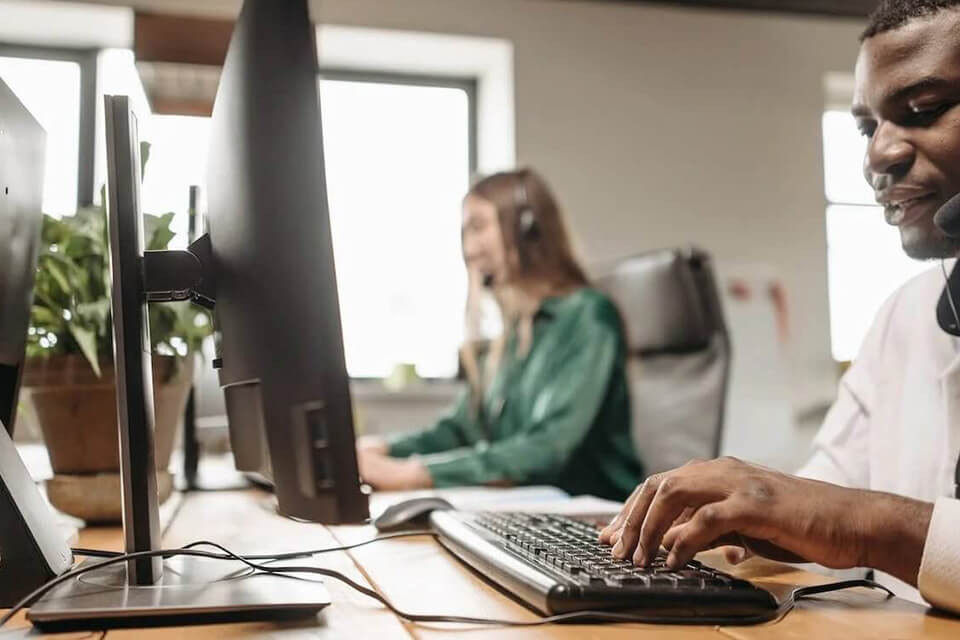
[599, 485, 641, 543]
[599, 487, 638, 544]
[610, 475, 662, 559]
[662, 526, 738, 552]
[723, 545, 751, 565]
[662, 500, 746, 568]
[634, 476, 705, 565]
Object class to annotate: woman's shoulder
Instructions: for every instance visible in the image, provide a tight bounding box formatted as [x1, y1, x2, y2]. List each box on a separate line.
[555, 287, 624, 329]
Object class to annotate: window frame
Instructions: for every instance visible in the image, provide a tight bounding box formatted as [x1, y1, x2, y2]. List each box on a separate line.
[318, 67, 479, 176]
[0, 42, 98, 208]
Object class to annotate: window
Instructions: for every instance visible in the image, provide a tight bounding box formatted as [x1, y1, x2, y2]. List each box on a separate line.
[99, 52, 475, 379]
[97, 49, 203, 246]
[0, 54, 81, 216]
[320, 77, 473, 379]
[822, 110, 930, 362]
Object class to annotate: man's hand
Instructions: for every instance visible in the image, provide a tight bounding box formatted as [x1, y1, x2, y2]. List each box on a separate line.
[598, 457, 933, 586]
[356, 447, 433, 491]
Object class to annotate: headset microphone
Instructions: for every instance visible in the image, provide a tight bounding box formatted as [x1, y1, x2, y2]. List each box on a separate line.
[934, 192, 960, 238]
[933, 193, 960, 336]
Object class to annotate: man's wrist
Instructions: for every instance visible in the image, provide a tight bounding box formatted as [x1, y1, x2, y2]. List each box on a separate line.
[861, 491, 934, 586]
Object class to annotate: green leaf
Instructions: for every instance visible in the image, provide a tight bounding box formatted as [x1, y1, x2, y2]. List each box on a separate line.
[140, 141, 151, 178]
[144, 212, 176, 250]
[30, 305, 61, 327]
[75, 299, 111, 329]
[68, 324, 102, 377]
[40, 215, 68, 245]
[41, 255, 72, 298]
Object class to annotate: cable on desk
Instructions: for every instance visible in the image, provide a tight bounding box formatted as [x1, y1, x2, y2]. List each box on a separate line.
[69, 547, 123, 558]
[5, 539, 894, 630]
[69, 530, 436, 562]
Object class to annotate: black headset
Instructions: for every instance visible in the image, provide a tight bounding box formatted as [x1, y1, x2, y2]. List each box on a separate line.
[513, 173, 541, 248]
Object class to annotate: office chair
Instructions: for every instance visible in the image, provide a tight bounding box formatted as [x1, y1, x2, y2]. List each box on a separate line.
[595, 247, 730, 475]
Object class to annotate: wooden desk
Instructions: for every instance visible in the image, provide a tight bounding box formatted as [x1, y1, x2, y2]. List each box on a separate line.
[4, 489, 960, 638]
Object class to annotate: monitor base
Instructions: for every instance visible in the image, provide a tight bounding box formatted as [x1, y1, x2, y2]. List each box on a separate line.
[27, 555, 330, 632]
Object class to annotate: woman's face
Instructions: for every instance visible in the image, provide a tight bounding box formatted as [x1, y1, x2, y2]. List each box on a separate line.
[462, 194, 510, 287]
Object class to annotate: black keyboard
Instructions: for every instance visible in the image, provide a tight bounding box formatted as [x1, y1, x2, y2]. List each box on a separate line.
[429, 510, 778, 623]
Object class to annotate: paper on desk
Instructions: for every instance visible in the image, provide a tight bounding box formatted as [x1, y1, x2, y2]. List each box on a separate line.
[371, 485, 623, 519]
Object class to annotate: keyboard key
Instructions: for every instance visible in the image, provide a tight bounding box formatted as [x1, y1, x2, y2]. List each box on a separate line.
[605, 574, 650, 587]
[649, 575, 677, 587]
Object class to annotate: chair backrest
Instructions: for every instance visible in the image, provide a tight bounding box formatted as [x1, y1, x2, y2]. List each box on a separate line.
[595, 247, 730, 475]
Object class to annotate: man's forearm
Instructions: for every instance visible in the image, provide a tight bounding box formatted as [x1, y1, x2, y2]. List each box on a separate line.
[862, 491, 934, 586]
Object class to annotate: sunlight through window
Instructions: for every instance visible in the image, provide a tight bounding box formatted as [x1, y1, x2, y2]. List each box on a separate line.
[823, 110, 930, 362]
[0, 56, 80, 217]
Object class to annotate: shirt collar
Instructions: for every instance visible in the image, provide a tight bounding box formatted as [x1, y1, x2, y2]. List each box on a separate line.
[537, 287, 586, 320]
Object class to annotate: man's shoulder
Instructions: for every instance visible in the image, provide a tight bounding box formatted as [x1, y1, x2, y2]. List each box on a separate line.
[883, 262, 952, 317]
[858, 261, 953, 363]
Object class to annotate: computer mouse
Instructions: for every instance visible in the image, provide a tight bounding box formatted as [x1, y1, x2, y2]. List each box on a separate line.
[373, 497, 454, 531]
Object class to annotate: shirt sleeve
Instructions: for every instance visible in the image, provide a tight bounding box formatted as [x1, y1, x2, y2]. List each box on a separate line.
[387, 391, 479, 458]
[421, 320, 620, 488]
[919, 497, 960, 613]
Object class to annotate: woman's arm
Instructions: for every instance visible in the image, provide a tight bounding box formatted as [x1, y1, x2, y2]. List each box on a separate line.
[385, 390, 480, 458]
[420, 318, 621, 487]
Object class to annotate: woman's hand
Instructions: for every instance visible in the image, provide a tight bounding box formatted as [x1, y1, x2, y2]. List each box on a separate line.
[598, 457, 933, 586]
[356, 435, 389, 455]
[357, 447, 433, 491]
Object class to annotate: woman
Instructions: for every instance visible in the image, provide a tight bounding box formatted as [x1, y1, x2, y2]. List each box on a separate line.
[357, 168, 643, 500]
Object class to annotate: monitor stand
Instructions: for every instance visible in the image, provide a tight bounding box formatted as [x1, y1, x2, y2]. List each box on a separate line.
[26, 95, 329, 631]
[27, 556, 331, 632]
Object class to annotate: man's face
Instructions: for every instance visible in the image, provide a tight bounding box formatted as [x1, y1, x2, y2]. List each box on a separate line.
[854, 9, 960, 259]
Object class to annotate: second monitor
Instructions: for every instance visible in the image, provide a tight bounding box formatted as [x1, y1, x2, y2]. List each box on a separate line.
[206, 0, 368, 523]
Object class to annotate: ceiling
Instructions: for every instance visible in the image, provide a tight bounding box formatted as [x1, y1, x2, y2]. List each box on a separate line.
[575, 0, 875, 18]
[59, 0, 878, 20]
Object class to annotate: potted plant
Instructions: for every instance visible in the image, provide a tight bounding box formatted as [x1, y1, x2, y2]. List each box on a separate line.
[21, 145, 211, 523]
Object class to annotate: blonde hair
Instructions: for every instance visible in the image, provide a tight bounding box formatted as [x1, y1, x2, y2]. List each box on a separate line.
[460, 168, 589, 416]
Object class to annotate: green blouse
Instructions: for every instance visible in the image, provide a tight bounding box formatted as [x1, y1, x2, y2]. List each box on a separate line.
[387, 287, 643, 501]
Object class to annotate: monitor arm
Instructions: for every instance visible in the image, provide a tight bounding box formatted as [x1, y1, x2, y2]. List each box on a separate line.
[141, 233, 216, 309]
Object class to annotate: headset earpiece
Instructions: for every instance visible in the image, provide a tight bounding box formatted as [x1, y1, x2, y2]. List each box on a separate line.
[514, 177, 540, 242]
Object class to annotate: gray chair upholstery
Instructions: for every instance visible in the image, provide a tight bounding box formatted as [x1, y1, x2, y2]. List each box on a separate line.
[595, 247, 730, 475]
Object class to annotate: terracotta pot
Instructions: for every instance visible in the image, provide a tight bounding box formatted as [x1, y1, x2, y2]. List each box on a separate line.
[22, 354, 193, 474]
[21, 354, 193, 522]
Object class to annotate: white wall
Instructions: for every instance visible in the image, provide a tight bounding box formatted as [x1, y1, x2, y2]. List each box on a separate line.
[322, 0, 866, 422]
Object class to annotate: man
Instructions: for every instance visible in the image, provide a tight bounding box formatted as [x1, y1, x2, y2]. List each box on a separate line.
[601, 0, 960, 612]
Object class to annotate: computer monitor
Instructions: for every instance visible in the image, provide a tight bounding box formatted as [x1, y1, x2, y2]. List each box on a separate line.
[26, 0, 357, 628]
[0, 76, 45, 436]
[0, 75, 76, 609]
[207, 0, 368, 524]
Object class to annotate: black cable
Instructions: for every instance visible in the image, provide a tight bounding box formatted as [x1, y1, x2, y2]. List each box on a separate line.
[4, 539, 894, 630]
[941, 259, 960, 330]
[69, 530, 436, 562]
[69, 547, 123, 558]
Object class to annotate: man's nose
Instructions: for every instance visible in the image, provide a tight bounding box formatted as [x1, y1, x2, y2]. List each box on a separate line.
[864, 121, 915, 187]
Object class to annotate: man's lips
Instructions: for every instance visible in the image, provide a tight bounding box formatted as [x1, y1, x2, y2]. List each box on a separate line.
[883, 193, 938, 227]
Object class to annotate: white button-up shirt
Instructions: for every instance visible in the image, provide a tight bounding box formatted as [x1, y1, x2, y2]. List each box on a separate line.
[797, 261, 960, 611]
